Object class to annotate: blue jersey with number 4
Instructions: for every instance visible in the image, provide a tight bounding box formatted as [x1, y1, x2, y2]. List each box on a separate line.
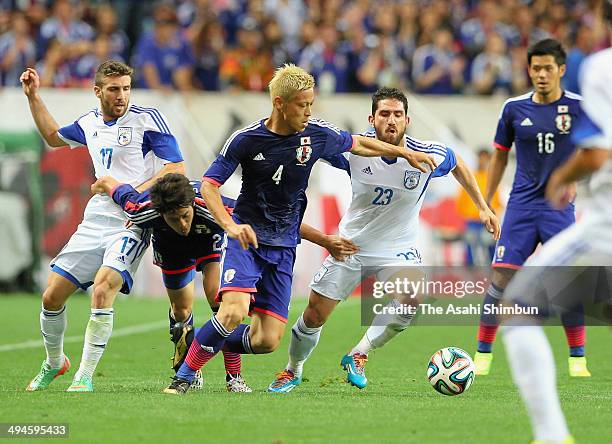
[494, 91, 584, 209]
[203, 118, 354, 247]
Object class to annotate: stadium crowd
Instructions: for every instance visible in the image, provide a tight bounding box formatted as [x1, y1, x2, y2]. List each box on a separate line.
[0, 0, 608, 94]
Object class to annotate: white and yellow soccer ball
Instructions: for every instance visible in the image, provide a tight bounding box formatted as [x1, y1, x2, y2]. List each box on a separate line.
[427, 347, 475, 396]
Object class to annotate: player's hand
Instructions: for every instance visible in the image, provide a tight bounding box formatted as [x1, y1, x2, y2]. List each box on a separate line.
[403, 150, 437, 173]
[324, 235, 359, 261]
[227, 223, 258, 250]
[91, 176, 120, 195]
[479, 208, 501, 241]
[20, 68, 40, 98]
[546, 172, 572, 209]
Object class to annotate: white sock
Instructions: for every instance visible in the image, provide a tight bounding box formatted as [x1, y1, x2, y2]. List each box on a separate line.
[74, 308, 114, 380]
[286, 314, 322, 378]
[502, 325, 571, 444]
[351, 299, 414, 355]
[40, 305, 67, 368]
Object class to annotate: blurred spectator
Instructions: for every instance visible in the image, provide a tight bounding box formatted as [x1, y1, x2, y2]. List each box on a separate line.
[470, 32, 513, 95]
[563, 25, 595, 94]
[262, 18, 293, 67]
[72, 35, 117, 87]
[0, 10, 36, 86]
[37, 0, 94, 61]
[459, 0, 514, 57]
[133, 3, 194, 91]
[94, 4, 129, 61]
[456, 149, 502, 266]
[219, 15, 274, 91]
[412, 28, 465, 94]
[190, 19, 224, 90]
[511, 4, 549, 49]
[299, 22, 348, 94]
[36, 38, 72, 87]
[263, 0, 305, 53]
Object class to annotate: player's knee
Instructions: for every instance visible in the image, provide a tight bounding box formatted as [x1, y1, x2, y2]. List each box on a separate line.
[303, 304, 327, 328]
[91, 278, 120, 308]
[251, 335, 281, 354]
[492, 268, 514, 289]
[217, 305, 248, 330]
[42, 286, 68, 311]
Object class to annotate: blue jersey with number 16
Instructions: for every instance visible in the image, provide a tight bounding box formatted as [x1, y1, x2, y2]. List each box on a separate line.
[494, 91, 585, 210]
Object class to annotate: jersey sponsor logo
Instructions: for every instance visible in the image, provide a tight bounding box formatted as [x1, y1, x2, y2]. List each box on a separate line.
[224, 268, 236, 283]
[116, 255, 126, 264]
[520, 117, 533, 126]
[555, 114, 572, 134]
[404, 170, 421, 190]
[296, 145, 312, 165]
[496, 245, 505, 260]
[92, 131, 98, 138]
[362, 166, 373, 175]
[313, 265, 328, 283]
[253, 153, 266, 161]
[118, 127, 132, 146]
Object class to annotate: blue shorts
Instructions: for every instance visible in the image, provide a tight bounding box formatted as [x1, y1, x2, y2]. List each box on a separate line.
[493, 207, 575, 269]
[218, 237, 296, 323]
[152, 229, 225, 290]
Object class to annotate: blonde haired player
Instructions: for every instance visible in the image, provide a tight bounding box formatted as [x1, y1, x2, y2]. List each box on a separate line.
[165, 64, 438, 394]
[22, 61, 184, 392]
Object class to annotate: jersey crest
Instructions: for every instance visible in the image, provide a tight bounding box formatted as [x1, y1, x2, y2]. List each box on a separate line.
[296, 145, 312, 164]
[404, 170, 421, 190]
[555, 114, 571, 134]
[118, 127, 132, 146]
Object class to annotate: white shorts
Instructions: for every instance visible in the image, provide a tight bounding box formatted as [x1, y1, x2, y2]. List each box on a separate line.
[310, 248, 423, 302]
[51, 213, 151, 294]
[505, 215, 612, 309]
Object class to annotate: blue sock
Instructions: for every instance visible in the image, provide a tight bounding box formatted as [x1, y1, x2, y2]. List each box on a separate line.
[223, 324, 252, 354]
[477, 284, 504, 353]
[570, 346, 585, 357]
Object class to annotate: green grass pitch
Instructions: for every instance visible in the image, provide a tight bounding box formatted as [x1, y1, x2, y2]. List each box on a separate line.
[1, 294, 610, 443]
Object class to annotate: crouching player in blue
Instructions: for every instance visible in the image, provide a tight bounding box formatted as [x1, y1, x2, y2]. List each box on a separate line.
[91, 173, 252, 392]
[164, 64, 436, 395]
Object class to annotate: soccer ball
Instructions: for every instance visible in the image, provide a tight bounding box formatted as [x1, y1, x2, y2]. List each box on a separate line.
[427, 347, 475, 396]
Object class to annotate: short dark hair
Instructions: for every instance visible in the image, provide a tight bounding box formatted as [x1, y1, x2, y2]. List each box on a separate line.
[371, 87, 408, 115]
[527, 38, 566, 66]
[94, 60, 133, 87]
[150, 174, 195, 214]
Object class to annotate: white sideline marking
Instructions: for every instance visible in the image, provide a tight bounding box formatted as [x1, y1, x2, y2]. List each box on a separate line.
[0, 320, 167, 353]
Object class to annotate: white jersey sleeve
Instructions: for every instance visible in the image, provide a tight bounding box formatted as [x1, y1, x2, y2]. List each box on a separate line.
[574, 48, 612, 150]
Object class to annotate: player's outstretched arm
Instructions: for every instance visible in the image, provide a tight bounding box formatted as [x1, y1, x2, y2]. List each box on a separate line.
[91, 176, 121, 196]
[201, 180, 258, 250]
[20, 68, 66, 148]
[300, 223, 359, 261]
[351, 135, 437, 172]
[452, 154, 501, 240]
[546, 148, 609, 209]
[485, 149, 509, 209]
[135, 161, 185, 192]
